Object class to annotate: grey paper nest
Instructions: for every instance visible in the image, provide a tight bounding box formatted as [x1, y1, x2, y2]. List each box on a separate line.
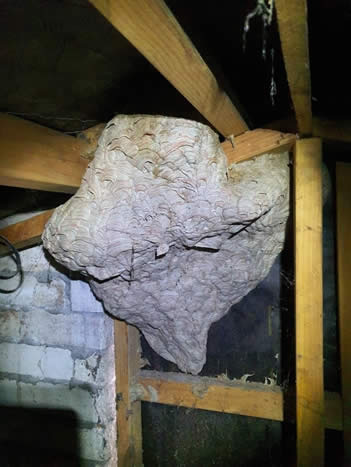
[43, 115, 289, 374]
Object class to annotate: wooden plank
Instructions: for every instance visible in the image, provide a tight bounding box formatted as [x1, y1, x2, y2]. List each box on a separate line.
[0, 113, 89, 193]
[275, 0, 312, 135]
[0, 210, 54, 255]
[88, 0, 248, 137]
[136, 371, 342, 430]
[115, 321, 142, 467]
[224, 129, 296, 165]
[0, 113, 295, 192]
[77, 123, 106, 161]
[76, 124, 296, 166]
[336, 162, 351, 461]
[294, 139, 324, 465]
[137, 370, 283, 421]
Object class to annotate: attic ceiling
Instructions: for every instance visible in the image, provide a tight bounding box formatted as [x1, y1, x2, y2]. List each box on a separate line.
[0, 0, 350, 218]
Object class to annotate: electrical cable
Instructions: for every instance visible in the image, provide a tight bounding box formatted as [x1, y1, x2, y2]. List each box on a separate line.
[0, 234, 24, 293]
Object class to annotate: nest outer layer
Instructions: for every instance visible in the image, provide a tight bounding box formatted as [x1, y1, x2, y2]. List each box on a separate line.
[43, 115, 290, 374]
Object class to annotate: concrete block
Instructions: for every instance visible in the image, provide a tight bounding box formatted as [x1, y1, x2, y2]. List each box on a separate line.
[0, 309, 113, 351]
[0, 275, 37, 309]
[0, 275, 68, 312]
[0, 378, 18, 405]
[74, 353, 100, 384]
[40, 347, 74, 380]
[74, 345, 114, 385]
[95, 381, 116, 426]
[18, 381, 98, 424]
[33, 278, 67, 310]
[0, 343, 73, 380]
[71, 279, 104, 313]
[0, 309, 21, 340]
[80, 427, 114, 461]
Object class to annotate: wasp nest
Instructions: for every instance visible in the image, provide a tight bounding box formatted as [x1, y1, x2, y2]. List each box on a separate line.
[43, 115, 289, 374]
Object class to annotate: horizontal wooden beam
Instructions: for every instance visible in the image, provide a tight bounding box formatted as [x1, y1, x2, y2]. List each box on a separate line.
[0, 210, 54, 254]
[0, 114, 89, 193]
[224, 129, 296, 165]
[76, 124, 296, 165]
[0, 114, 294, 193]
[137, 370, 283, 421]
[275, 0, 312, 135]
[88, 0, 248, 137]
[136, 371, 342, 431]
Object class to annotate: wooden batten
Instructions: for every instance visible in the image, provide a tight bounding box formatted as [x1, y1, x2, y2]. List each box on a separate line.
[137, 371, 342, 431]
[294, 139, 324, 465]
[0, 210, 54, 255]
[223, 129, 296, 165]
[336, 162, 351, 462]
[138, 370, 283, 421]
[275, 0, 312, 135]
[88, 0, 248, 137]
[115, 322, 143, 467]
[0, 126, 294, 252]
[0, 113, 89, 193]
[0, 113, 295, 194]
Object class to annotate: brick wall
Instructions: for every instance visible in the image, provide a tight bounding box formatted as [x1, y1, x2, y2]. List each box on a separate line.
[0, 245, 117, 466]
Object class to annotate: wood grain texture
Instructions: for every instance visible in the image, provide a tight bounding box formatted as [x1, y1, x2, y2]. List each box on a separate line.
[275, 0, 312, 135]
[137, 371, 341, 430]
[115, 321, 142, 467]
[138, 370, 283, 421]
[0, 113, 89, 193]
[88, 0, 248, 137]
[336, 162, 351, 461]
[294, 139, 324, 466]
[77, 123, 106, 161]
[223, 129, 296, 165]
[0, 210, 54, 254]
[0, 113, 294, 193]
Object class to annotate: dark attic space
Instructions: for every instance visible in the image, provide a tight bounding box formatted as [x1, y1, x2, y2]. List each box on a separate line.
[0, 1, 350, 466]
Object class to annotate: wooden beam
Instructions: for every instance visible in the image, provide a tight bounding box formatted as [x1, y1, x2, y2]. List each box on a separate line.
[88, 0, 248, 137]
[115, 321, 143, 467]
[223, 129, 296, 165]
[275, 0, 312, 135]
[77, 123, 106, 161]
[137, 370, 283, 421]
[336, 162, 351, 462]
[0, 113, 294, 192]
[294, 139, 324, 465]
[0, 210, 54, 255]
[136, 371, 342, 431]
[76, 124, 297, 166]
[0, 113, 89, 193]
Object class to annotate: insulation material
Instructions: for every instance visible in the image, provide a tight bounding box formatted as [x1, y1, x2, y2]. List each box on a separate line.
[43, 115, 289, 374]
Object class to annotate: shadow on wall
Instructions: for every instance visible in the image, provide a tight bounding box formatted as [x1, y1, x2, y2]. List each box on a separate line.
[0, 406, 80, 467]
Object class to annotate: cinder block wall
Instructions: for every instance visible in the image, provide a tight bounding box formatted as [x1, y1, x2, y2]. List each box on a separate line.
[0, 245, 117, 466]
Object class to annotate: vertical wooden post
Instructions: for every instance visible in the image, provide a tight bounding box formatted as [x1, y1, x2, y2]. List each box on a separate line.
[294, 138, 324, 466]
[336, 162, 351, 462]
[115, 321, 143, 466]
